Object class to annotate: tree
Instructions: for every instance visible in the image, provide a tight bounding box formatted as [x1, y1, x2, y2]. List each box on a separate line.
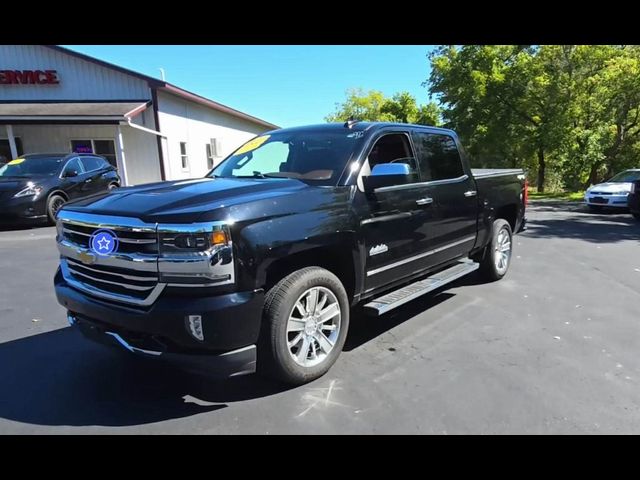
[427, 45, 572, 192]
[326, 88, 440, 126]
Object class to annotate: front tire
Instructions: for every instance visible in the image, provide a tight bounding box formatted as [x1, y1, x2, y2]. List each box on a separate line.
[478, 219, 513, 282]
[46, 194, 66, 225]
[260, 267, 350, 385]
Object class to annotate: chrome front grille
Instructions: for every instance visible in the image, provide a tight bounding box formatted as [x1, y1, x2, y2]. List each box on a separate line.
[66, 258, 159, 300]
[57, 211, 164, 307]
[61, 222, 158, 255]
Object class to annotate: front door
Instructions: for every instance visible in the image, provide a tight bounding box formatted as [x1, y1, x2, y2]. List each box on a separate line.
[354, 131, 437, 293]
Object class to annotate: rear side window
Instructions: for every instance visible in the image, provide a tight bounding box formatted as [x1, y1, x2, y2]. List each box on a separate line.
[80, 156, 106, 172]
[412, 131, 465, 181]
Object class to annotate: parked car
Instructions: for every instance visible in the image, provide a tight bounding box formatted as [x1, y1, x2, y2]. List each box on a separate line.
[628, 179, 640, 220]
[584, 169, 640, 211]
[54, 122, 526, 385]
[0, 153, 120, 224]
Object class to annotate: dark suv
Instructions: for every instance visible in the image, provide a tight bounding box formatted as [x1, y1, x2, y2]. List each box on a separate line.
[0, 153, 120, 224]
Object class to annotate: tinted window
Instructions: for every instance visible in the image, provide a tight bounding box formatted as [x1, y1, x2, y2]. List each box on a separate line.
[80, 156, 106, 172]
[62, 158, 84, 177]
[412, 131, 464, 181]
[367, 133, 419, 175]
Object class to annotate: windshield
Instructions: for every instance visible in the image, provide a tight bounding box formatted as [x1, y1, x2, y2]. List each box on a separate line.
[209, 130, 365, 186]
[0, 157, 64, 177]
[608, 170, 640, 183]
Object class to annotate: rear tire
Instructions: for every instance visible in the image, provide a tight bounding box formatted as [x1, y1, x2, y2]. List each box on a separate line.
[46, 194, 66, 225]
[478, 219, 513, 282]
[260, 267, 350, 385]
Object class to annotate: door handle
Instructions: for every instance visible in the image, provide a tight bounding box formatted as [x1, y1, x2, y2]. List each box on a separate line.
[416, 197, 433, 206]
[464, 190, 477, 197]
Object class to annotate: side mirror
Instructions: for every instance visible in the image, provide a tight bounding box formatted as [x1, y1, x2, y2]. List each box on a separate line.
[64, 169, 79, 178]
[363, 163, 412, 192]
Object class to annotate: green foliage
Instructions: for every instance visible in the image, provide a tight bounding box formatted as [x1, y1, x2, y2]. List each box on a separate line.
[325, 88, 441, 126]
[427, 45, 640, 192]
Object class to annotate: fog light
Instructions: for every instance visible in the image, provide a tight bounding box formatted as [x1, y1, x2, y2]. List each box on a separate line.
[186, 315, 204, 341]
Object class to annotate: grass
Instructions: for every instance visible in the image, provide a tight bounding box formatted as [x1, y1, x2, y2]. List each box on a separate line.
[527, 189, 585, 202]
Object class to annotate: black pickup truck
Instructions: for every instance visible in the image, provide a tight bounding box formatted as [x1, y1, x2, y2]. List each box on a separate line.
[54, 122, 526, 385]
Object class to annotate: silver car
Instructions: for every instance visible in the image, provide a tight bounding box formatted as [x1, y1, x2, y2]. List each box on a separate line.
[584, 169, 640, 211]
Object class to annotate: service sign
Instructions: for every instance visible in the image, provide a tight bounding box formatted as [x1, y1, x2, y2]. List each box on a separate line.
[0, 69, 60, 85]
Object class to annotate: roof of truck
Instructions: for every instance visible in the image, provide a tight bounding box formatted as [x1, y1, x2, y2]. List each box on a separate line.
[265, 122, 456, 136]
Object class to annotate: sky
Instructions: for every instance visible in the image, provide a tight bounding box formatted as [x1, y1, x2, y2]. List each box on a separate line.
[64, 45, 435, 128]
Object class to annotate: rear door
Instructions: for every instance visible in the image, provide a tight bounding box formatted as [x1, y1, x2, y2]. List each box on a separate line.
[411, 129, 479, 266]
[79, 156, 111, 195]
[354, 130, 438, 292]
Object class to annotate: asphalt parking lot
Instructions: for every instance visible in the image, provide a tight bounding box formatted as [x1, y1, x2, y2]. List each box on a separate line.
[0, 202, 639, 434]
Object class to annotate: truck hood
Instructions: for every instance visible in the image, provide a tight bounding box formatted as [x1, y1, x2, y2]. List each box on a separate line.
[589, 182, 633, 193]
[62, 177, 311, 223]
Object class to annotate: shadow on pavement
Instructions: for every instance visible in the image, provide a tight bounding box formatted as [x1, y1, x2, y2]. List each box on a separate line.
[344, 292, 455, 352]
[0, 327, 290, 427]
[524, 203, 639, 244]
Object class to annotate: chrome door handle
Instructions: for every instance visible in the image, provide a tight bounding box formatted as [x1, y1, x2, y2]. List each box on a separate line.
[416, 197, 433, 206]
[464, 190, 477, 197]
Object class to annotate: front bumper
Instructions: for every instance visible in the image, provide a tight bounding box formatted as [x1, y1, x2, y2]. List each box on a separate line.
[0, 194, 47, 222]
[584, 192, 629, 207]
[55, 268, 264, 377]
[69, 313, 257, 377]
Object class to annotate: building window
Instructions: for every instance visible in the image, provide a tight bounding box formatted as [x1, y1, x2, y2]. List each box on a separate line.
[71, 139, 117, 168]
[206, 143, 214, 170]
[0, 137, 24, 162]
[180, 142, 189, 171]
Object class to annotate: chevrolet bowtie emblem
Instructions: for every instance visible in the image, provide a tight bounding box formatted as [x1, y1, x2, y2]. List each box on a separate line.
[77, 250, 97, 265]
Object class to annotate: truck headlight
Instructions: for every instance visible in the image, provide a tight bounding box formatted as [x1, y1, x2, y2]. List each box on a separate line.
[160, 227, 229, 252]
[158, 222, 235, 287]
[14, 182, 43, 198]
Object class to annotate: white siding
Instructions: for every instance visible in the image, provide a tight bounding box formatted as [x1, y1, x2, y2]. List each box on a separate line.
[157, 90, 269, 180]
[9, 124, 161, 186]
[0, 45, 150, 101]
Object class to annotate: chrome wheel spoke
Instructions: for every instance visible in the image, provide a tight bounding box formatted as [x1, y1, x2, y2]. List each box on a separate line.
[294, 301, 306, 317]
[321, 324, 337, 332]
[287, 317, 305, 332]
[296, 337, 311, 364]
[305, 288, 319, 315]
[288, 332, 303, 348]
[315, 332, 334, 354]
[317, 303, 340, 324]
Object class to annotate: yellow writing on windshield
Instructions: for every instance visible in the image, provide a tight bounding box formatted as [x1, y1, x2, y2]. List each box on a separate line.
[234, 135, 270, 155]
[7, 158, 25, 165]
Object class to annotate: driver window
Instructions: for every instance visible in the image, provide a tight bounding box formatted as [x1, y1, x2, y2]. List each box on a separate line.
[62, 158, 83, 177]
[367, 133, 419, 176]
